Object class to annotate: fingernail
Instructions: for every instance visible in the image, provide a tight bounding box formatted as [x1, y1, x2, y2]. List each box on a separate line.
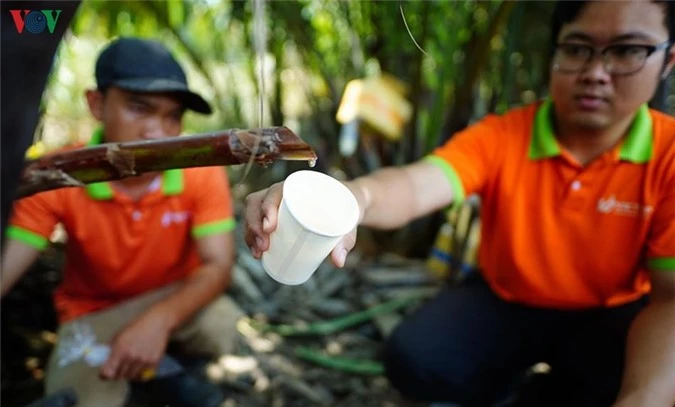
[263, 217, 270, 231]
[256, 237, 264, 248]
[338, 249, 348, 267]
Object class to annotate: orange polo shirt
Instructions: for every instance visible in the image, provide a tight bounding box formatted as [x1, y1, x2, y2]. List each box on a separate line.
[7, 130, 236, 322]
[427, 99, 675, 309]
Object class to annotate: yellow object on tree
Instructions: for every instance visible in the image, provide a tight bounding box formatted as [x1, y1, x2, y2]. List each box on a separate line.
[336, 75, 413, 141]
[25, 141, 47, 159]
[426, 197, 482, 281]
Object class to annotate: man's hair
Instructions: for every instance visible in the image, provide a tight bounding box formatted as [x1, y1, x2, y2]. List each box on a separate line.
[550, 0, 674, 51]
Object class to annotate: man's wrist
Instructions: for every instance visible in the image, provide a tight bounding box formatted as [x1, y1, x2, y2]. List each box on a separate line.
[145, 302, 180, 332]
[614, 391, 661, 407]
[344, 179, 370, 224]
[144, 264, 228, 333]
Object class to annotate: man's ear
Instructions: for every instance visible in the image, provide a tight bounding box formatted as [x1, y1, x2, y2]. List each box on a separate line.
[85, 89, 105, 120]
[662, 44, 675, 79]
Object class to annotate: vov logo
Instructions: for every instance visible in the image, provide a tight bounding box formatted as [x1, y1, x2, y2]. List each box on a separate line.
[9, 9, 62, 34]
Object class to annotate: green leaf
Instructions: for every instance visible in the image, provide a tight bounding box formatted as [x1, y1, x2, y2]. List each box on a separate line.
[168, 0, 185, 28]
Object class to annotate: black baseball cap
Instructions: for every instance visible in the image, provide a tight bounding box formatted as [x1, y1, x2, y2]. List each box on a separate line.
[95, 37, 212, 114]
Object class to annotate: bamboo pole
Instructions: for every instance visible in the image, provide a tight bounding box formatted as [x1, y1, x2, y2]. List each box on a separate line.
[16, 126, 317, 199]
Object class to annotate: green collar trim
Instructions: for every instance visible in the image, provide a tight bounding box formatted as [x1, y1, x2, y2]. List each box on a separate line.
[85, 128, 184, 200]
[529, 98, 560, 159]
[86, 182, 115, 200]
[529, 98, 654, 163]
[162, 169, 184, 195]
[88, 127, 104, 146]
[618, 104, 653, 163]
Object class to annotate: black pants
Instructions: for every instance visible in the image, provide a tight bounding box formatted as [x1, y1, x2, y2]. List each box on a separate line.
[383, 276, 647, 407]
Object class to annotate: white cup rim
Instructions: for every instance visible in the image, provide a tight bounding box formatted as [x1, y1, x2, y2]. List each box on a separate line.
[282, 170, 359, 237]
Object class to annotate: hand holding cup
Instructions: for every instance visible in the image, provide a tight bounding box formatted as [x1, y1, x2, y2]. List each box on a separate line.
[244, 171, 360, 285]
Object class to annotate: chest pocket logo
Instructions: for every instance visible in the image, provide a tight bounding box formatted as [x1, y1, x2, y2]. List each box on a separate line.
[161, 211, 191, 227]
[596, 195, 653, 217]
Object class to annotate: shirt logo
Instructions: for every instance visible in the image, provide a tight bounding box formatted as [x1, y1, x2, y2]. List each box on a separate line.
[161, 211, 190, 227]
[596, 195, 653, 217]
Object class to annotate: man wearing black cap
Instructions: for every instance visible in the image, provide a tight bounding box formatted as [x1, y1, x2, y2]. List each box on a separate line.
[94, 36, 212, 115]
[1, 37, 242, 407]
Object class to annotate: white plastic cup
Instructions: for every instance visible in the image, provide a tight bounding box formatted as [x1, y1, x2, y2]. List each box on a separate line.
[261, 170, 360, 285]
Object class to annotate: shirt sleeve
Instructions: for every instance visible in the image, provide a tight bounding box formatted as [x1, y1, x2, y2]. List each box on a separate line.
[646, 167, 675, 272]
[424, 114, 505, 204]
[189, 167, 236, 239]
[6, 191, 63, 250]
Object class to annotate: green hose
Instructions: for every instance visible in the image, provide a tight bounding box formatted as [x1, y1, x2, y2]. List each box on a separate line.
[294, 346, 385, 375]
[251, 293, 424, 337]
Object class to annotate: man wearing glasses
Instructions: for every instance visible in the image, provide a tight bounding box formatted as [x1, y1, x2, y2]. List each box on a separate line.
[243, 0, 675, 405]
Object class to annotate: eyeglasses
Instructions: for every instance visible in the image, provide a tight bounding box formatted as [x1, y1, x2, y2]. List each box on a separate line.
[552, 41, 671, 75]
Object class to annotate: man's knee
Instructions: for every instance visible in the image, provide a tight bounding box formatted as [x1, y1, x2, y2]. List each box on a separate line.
[45, 316, 132, 407]
[383, 323, 450, 401]
[383, 323, 484, 405]
[45, 362, 129, 407]
[383, 324, 419, 395]
[173, 295, 245, 357]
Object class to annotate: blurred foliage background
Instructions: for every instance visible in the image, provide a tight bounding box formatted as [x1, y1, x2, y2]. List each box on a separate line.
[34, 0, 674, 256]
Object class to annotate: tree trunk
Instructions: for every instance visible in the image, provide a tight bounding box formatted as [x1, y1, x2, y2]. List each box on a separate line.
[403, 0, 431, 164]
[440, 1, 516, 144]
[1, 0, 82, 239]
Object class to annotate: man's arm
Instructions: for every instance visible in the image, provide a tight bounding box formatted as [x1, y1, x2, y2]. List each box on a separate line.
[100, 232, 235, 380]
[1, 239, 42, 296]
[246, 160, 456, 267]
[346, 160, 457, 229]
[2, 188, 63, 295]
[145, 232, 235, 330]
[615, 270, 675, 407]
[246, 116, 501, 266]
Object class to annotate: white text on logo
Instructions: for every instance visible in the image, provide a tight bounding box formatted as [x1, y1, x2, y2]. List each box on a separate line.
[596, 195, 653, 217]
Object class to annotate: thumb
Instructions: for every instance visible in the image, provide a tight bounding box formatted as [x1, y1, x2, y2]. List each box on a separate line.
[99, 348, 121, 380]
[261, 183, 284, 233]
[331, 229, 357, 268]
